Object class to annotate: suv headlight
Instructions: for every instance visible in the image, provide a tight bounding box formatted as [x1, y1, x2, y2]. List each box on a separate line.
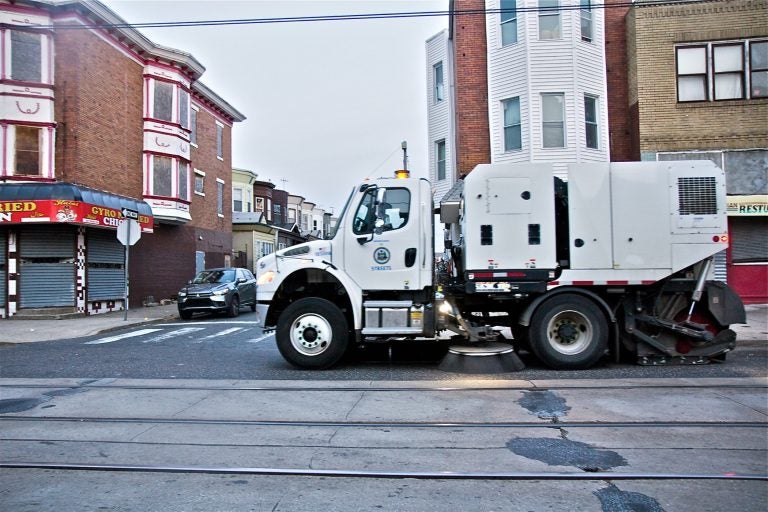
[212, 289, 228, 296]
[178, 291, 187, 297]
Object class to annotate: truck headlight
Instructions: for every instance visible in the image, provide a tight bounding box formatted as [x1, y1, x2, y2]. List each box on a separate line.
[257, 270, 275, 285]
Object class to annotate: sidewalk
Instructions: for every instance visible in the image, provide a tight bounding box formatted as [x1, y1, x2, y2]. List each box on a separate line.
[0, 302, 765, 345]
[0, 304, 180, 344]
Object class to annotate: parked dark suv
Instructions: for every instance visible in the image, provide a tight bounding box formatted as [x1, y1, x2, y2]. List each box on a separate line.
[177, 268, 257, 319]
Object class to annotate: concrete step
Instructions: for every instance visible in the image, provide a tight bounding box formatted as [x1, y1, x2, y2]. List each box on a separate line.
[11, 307, 83, 320]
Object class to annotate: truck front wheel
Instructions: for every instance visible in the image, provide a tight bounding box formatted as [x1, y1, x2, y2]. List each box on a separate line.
[276, 298, 349, 369]
[529, 294, 608, 370]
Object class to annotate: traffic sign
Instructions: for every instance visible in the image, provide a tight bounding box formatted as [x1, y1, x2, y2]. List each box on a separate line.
[117, 218, 141, 246]
[121, 208, 139, 220]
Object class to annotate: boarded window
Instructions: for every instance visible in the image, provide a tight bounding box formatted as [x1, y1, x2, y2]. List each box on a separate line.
[178, 162, 189, 200]
[11, 31, 41, 82]
[153, 156, 172, 197]
[154, 81, 173, 122]
[179, 90, 189, 129]
[216, 124, 224, 158]
[15, 126, 41, 176]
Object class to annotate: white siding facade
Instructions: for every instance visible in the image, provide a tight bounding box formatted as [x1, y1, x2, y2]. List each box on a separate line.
[485, 0, 610, 176]
[426, 29, 456, 204]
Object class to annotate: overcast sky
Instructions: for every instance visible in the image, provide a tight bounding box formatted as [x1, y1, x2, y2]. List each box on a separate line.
[102, 0, 449, 213]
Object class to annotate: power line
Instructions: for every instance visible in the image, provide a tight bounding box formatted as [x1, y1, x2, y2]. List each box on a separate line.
[37, 1, 717, 30]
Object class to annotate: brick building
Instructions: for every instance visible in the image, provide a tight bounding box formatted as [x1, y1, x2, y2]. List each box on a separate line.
[429, 0, 766, 302]
[0, 0, 244, 317]
[620, 0, 767, 302]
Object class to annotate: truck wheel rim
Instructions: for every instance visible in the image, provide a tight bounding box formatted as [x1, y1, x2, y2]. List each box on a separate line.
[291, 314, 332, 356]
[546, 310, 593, 355]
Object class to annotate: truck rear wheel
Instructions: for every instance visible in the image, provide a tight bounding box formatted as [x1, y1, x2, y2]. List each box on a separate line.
[276, 298, 349, 369]
[529, 294, 608, 369]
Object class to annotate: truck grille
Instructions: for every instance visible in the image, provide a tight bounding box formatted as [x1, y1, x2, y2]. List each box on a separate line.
[678, 177, 717, 215]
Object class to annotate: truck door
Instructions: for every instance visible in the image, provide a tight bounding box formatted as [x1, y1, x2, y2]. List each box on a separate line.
[342, 184, 424, 291]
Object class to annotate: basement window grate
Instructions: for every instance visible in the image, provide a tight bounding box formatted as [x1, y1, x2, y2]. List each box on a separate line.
[678, 177, 717, 215]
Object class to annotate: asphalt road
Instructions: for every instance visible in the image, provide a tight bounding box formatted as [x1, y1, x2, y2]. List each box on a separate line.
[1, 310, 765, 380]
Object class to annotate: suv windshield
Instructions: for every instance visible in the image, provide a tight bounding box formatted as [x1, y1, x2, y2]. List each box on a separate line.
[192, 269, 235, 284]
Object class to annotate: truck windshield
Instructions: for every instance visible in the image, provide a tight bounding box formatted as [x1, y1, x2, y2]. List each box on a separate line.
[329, 187, 355, 239]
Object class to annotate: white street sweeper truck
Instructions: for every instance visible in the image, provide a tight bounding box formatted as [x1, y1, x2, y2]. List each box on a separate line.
[255, 161, 745, 370]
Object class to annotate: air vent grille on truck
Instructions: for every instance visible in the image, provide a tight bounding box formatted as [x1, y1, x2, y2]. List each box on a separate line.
[677, 177, 717, 215]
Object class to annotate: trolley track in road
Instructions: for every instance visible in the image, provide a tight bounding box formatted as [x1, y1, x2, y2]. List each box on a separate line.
[2, 379, 766, 484]
[2, 382, 766, 393]
[1, 461, 765, 481]
[1, 415, 766, 429]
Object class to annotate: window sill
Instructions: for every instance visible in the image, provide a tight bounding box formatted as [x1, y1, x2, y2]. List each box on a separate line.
[218, 214, 225, 218]
[677, 98, 767, 107]
[194, 191, 205, 197]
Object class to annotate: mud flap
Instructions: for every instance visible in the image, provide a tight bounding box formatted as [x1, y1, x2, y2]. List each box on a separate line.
[706, 281, 746, 326]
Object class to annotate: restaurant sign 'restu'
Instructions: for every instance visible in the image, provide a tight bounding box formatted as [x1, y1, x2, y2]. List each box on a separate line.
[0, 200, 153, 232]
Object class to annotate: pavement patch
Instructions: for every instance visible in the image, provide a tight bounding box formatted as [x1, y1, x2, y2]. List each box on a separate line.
[0, 398, 46, 414]
[517, 389, 571, 420]
[506, 437, 628, 471]
[0, 385, 91, 413]
[594, 483, 666, 512]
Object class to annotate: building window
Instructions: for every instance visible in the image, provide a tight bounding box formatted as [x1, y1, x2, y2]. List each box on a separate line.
[539, 0, 561, 40]
[217, 180, 224, 216]
[194, 170, 205, 195]
[233, 187, 243, 212]
[434, 62, 444, 103]
[677, 46, 708, 102]
[151, 156, 190, 200]
[153, 81, 174, 122]
[255, 197, 264, 213]
[502, 97, 522, 152]
[501, 0, 517, 46]
[714, 44, 745, 100]
[179, 89, 190, 130]
[677, 39, 767, 102]
[542, 93, 565, 148]
[178, 161, 189, 201]
[580, 0, 593, 42]
[216, 123, 224, 159]
[436, 140, 446, 180]
[153, 156, 173, 197]
[750, 41, 768, 98]
[257, 241, 275, 258]
[190, 107, 198, 145]
[274, 203, 282, 219]
[11, 30, 41, 82]
[584, 95, 599, 149]
[14, 126, 41, 176]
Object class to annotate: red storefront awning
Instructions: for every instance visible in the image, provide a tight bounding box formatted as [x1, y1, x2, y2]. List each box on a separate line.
[0, 182, 153, 232]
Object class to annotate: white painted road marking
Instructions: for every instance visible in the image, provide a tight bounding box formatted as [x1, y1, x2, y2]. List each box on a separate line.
[247, 333, 274, 344]
[199, 327, 245, 340]
[158, 321, 258, 327]
[143, 327, 206, 343]
[84, 329, 163, 345]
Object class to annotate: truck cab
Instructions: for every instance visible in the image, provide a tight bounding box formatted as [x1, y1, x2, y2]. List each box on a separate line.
[255, 172, 434, 368]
